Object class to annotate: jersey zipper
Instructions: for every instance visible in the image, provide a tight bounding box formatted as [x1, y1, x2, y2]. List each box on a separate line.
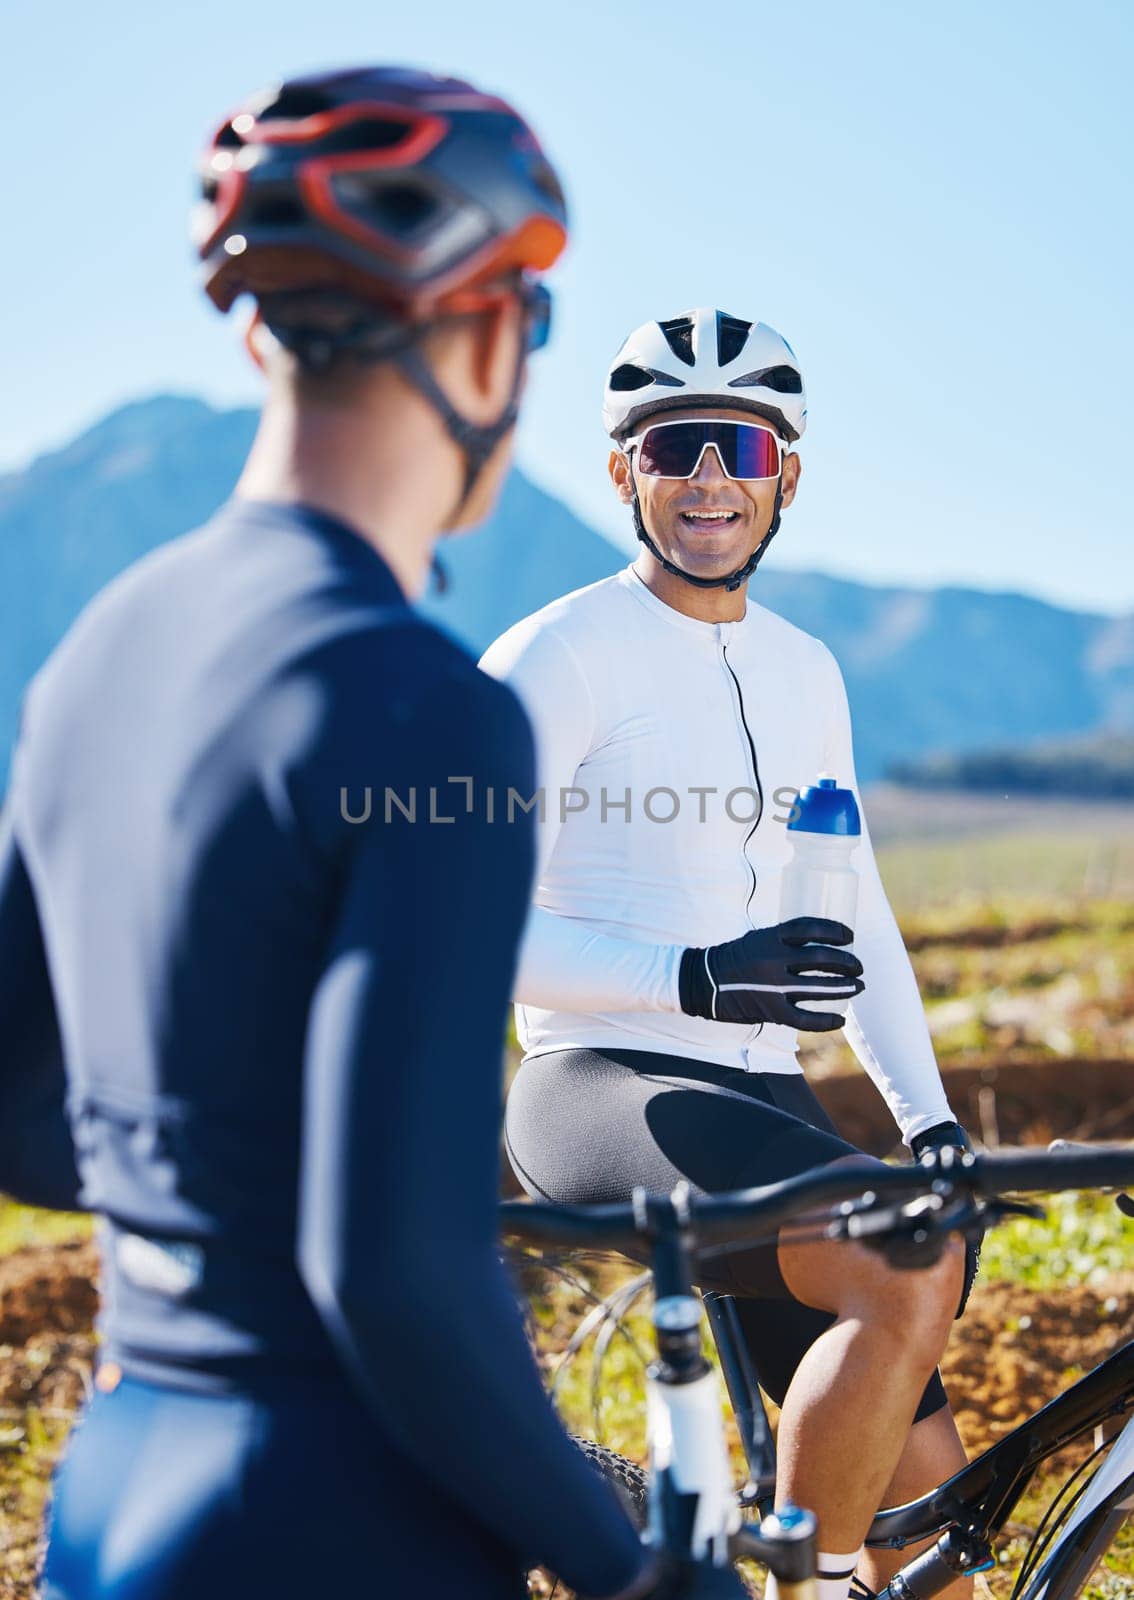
[720, 637, 765, 1046]
[720, 638, 763, 920]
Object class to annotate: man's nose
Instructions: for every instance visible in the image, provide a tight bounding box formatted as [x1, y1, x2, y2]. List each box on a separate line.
[691, 444, 729, 485]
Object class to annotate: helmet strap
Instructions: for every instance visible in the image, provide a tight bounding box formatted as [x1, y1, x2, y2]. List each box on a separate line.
[628, 455, 784, 594]
[395, 338, 526, 525]
[265, 304, 524, 526]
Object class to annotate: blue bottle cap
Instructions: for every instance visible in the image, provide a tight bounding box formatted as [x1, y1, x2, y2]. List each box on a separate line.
[786, 773, 861, 836]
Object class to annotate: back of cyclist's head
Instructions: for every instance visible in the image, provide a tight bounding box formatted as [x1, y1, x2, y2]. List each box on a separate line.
[244, 284, 524, 426]
[194, 66, 567, 514]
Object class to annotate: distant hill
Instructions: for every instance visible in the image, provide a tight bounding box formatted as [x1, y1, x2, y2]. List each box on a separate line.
[890, 730, 1134, 799]
[753, 570, 1134, 783]
[2, 395, 1132, 788]
[0, 396, 621, 791]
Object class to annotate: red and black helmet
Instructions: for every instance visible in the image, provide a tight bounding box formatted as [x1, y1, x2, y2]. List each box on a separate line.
[193, 66, 568, 318]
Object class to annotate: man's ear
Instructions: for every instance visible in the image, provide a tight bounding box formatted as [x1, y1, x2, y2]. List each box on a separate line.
[467, 296, 525, 417]
[609, 449, 635, 505]
[243, 308, 271, 373]
[779, 451, 802, 510]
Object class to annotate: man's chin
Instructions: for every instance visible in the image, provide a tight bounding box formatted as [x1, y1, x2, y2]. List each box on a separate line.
[663, 539, 754, 579]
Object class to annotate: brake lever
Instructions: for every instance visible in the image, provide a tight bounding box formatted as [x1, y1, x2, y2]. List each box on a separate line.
[826, 1191, 1043, 1271]
[981, 1197, 1047, 1224]
[828, 1190, 966, 1270]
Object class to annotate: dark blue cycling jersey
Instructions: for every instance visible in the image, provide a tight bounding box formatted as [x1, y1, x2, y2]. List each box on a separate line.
[0, 499, 643, 1598]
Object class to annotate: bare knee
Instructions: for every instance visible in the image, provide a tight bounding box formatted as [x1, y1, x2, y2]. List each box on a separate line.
[782, 1233, 962, 1370]
[857, 1239, 961, 1370]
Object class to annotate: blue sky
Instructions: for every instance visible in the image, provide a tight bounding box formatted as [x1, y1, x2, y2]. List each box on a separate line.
[6, 0, 1132, 611]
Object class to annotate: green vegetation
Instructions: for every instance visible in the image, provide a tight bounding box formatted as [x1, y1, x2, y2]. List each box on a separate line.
[981, 1190, 1133, 1290]
[796, 895, 1134, 1072]
[0, 1411, 72, 1598]
[0, 1201, 90, 1255]
[913, 902, 1134, 1064]
[878, 830, 1134, 913]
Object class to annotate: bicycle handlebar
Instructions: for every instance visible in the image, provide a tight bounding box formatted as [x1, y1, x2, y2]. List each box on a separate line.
[499, 1146, 1134, 1251]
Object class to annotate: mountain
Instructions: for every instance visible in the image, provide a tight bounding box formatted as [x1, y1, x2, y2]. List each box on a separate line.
[0, 396, 621, 792]
[750, 572, 1134, 781]
[2, 395, 1132, 789]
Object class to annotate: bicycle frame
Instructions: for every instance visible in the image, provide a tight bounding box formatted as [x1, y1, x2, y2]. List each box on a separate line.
[503, 1148, 1134, 1600]
[707, 1292, 1134, 1595]
[1020, 1408, 1134, 1599]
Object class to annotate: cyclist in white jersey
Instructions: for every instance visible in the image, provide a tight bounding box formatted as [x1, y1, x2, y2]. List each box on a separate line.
[482, 308, 975, 1600]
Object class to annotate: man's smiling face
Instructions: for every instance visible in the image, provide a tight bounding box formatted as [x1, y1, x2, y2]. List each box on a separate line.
[609, 405, 801, 585]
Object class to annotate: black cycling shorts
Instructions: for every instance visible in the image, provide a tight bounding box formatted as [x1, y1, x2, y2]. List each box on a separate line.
[505, 1047, 948, 1423]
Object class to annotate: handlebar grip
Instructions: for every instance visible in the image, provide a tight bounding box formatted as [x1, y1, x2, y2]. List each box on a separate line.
[972, 1147, 1134, 1194]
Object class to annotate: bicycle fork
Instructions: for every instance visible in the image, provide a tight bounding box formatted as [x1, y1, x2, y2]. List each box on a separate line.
[643, 1188, 819, 1599]
[647, 1295, 739, 1565]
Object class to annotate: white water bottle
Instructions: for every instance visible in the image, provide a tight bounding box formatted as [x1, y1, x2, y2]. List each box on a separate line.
[779, 774, 861, 1016]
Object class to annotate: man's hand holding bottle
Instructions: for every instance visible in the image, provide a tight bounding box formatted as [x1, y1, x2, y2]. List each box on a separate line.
[679, 917, 864, 1031]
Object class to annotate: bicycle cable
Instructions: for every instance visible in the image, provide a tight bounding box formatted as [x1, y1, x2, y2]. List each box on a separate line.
[1008, 1429, 1120, 1599]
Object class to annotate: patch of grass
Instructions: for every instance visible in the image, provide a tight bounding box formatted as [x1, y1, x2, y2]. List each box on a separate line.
[980, 1190, 1134, 1290]
[0, 1409, 73, 1597]
[0, 1200, 91, 1256]
[877, 830, 1134, 915]
[801, 896, 1134, 1072]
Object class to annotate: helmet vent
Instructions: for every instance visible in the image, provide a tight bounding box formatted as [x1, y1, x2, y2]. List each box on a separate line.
[317, 115, 418, 155]
[609, 363, 657, 392]
[331, 175, 439, 234]
[729, 364, 803, 394]
[371, 181, 439, 234]
[247, 194, 307, 228]
[716, 312, 752, 366]
[657, 316, 696, 367]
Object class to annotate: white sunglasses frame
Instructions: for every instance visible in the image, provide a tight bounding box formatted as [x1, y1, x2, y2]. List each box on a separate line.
[621, 417, 788, 482]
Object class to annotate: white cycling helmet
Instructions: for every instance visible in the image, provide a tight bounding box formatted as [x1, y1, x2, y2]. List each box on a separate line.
[602, 307, 806, 444]
[603, 307, 806, 592]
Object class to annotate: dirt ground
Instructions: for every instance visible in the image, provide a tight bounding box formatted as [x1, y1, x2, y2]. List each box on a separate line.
[0, 1240, 98, 1415]
[941, 1274, 1133, 1457]
[1, 1241, 1131, 1598]
[0, 1242, 98, 1600]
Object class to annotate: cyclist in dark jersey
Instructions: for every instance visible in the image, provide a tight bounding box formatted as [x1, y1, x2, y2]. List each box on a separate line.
[0, 67, 656, 1600]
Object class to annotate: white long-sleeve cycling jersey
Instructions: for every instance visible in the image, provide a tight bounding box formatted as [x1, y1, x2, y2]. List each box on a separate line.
[480, 564, 953, 1143]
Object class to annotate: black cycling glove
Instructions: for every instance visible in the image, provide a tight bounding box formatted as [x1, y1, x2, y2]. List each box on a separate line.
[679, 918, 864, 1033]
[910, 1121, 980, 1317]
[909, 1120, 971, 1162]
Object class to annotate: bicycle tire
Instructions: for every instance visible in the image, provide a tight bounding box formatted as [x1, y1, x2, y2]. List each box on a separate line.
[572, 1436, 650, 1528]
[525, 1442, 649, 1596]
[1016, 1470, 1134, 1600]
